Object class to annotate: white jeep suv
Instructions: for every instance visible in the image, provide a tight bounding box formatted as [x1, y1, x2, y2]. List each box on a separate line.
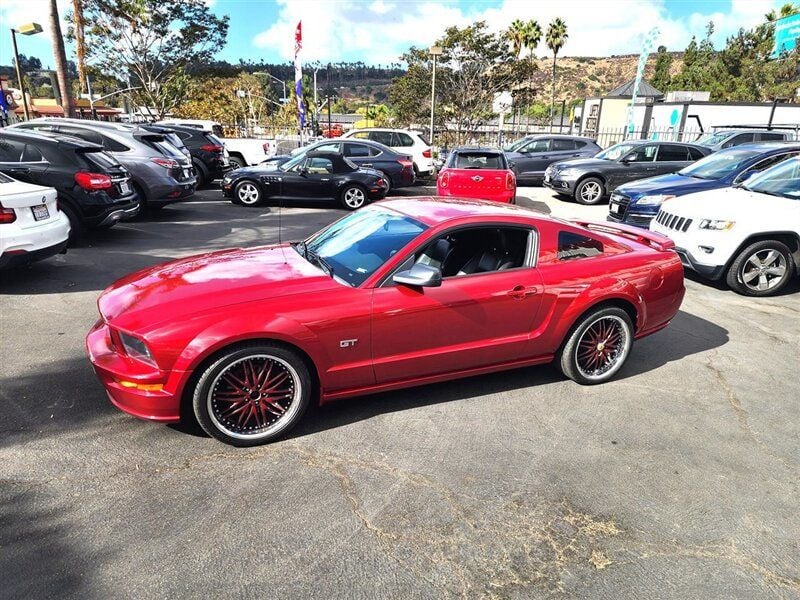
[650, 157, 800, 296]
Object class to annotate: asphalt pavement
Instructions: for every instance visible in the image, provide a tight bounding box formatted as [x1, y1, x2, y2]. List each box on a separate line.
[1, 186, 798, 599]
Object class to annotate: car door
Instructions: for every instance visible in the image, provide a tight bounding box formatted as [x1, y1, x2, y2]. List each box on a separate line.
[289, 156, 337, 199]
[370, 225, 544, 383]
[513, 138, 552, 179]
[341, 142, 372, 169]
[653, 144, 692, 176]
[611, 144, 658, 187]
[550, 138, 583, 164]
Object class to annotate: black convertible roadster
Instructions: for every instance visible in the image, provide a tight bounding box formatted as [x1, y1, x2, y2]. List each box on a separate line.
[221, 151, 388, 210]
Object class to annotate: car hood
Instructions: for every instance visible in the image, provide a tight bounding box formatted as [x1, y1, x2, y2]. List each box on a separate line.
[617, 173, 720, 198]
[98, 244, 338, 331]
[661, 186, 798, 221]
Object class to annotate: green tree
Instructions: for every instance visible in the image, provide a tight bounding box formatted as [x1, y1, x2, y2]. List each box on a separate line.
[73, 0, 228, 119]
[505, 19, 526, 58]
[765, 3, 799, 21]
[651, 45, 673, 92]
[546, 18, 568, 128]
[520, 20, 542, 129]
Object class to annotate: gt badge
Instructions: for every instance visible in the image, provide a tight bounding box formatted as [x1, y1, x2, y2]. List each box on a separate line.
[339, 339, 358, 348]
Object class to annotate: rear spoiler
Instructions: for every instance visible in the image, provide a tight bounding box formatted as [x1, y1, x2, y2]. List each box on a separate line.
[572, 220, 676, 252]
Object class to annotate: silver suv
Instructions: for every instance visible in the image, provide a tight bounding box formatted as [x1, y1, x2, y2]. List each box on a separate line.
[12, 118, 197, 209]
[694, 129, 794, 152]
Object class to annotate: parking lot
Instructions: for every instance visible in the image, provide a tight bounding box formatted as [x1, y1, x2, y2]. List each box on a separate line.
[1, 186, 798, 598]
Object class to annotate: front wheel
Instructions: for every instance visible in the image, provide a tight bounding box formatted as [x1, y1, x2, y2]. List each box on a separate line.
[340, 184, 367, 210]
[234, 180, 263, 206]
[192, 343, 313, 447]
[558, 307, 633, 385]
[726, 240, 794, 297]
[574, 177, 605, 205]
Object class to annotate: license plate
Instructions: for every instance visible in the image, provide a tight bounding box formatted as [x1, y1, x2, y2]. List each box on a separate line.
[610, 203, 621, 214]
[32, 205, 50, 221]
[119, 182, 131, 194]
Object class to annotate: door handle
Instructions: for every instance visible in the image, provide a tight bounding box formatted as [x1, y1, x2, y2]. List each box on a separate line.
[508, 285, 539, 299]
[10, 167, 30, 174]
[362, 163, 373, 167]
[572, 153, 582, 157]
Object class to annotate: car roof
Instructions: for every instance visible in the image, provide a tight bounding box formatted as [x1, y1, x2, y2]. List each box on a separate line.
[452, 146, 503, 153]
[712, 129, 789, 135]
[312, 137, 398, 154]
[516, 134, 597, 141]
[719, 141, 800, 153]
[377, 196, 546, 227]
[0, 127, 101, 150]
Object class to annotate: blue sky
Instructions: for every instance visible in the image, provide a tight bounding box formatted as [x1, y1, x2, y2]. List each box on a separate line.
[0, 0, 787, 72]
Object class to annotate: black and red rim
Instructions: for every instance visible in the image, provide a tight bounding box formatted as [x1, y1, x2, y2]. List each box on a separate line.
[575, 316, 629, 379]
[208, 355, 301, 439]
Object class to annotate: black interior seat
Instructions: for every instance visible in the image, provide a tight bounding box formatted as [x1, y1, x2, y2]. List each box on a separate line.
[417, 238, 453, 271]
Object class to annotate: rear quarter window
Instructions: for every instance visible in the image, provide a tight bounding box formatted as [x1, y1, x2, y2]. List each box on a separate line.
[557, 231, 603, 260]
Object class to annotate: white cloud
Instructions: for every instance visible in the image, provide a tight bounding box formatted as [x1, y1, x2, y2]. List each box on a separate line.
[252, 0, 786, 64]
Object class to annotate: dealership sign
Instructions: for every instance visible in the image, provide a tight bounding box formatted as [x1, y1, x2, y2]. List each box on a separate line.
[771, 13, 800, 58]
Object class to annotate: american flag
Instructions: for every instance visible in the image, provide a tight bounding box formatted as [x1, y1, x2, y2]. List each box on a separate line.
[294, 21, 305, 127]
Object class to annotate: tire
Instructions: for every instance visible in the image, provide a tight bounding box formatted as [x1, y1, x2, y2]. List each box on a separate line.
[340, 184, 367, 210]
[192, 343, 313, 447]
[725, 239, 795, 297]
[228, 156, 245, 170]
[574, 177, 605, 205]
[234, 180, 263, 206]
[59, 202, 85, 239]
[558, 307, 633, 385]
[192, 161, 207, 188]
[379, 171, 392, 194]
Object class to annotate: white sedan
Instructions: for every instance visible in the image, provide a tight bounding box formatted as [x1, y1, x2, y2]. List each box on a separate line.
[0, 173, 70, 269]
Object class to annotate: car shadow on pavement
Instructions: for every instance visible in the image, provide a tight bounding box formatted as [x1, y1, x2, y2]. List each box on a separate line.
[684, 270, 800, 297]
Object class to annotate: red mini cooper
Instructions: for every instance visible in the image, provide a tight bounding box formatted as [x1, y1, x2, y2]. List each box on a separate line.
[87, 197, 684, 446]
[437, 147, 516, 203]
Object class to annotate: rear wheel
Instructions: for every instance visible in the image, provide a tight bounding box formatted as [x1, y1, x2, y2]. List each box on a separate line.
[340, 184, 367, 210]
[574, 177, 605, 205]
[234, 180, 263, 206]
[59, 202, 85, 239]
[192, 161, 207, 188]
[192, 343, 312, 447]
[558, 307, 633, 385]
[228, 156, 245, 170]
[379, 172, 392, 194]
[726, 240, 794, 297]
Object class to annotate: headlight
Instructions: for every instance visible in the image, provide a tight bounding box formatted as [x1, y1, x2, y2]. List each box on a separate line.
[698, 219, 735, 231]
[637, 194, 675, 206]
[118, 331, 157, 366]
[222, 176, 232, 185]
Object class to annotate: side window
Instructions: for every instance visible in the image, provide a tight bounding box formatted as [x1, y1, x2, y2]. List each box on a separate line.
[725, 133, 755, 147]
[177, 131, 192, 140]
[368, 146, 382, 157]
[625, 145, 656, 162]
[739, 152, 800, 180]
[370, 131, 395, 146]
[557, 231, 603, 260]
[522, 139, 551, 153]
[413, 227, 530, 278]
[395, 133, 414, 147]
[552, 139, 577, 151]
[574, 140, 587, 148]
[758, 132, 787, 141]
[351, 131, 370, 140]
[688, 147, 706, 161]
[103, 137, 130, 152]
[57, 126, 104, 146]
[306, 157, 334, 174]
[0, 138, 26, 162]
[22, 144, 46, 162]
[343, 143, 370, 158]
[314, 142, 340, 153]
[656, 145, 690, 161]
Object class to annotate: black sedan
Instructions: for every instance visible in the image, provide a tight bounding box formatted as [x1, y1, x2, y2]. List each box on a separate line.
[221, 151, 388, 210]
[543, 140, 711, 204]
[261, 139, 415, 192]
[504, 135, 601, 184]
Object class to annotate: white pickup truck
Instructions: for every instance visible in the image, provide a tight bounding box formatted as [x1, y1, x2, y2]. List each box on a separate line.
[156, 119, 277, 167]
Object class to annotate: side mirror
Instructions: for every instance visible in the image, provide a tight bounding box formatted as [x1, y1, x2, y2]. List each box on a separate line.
[299, 167, 308, 176]
[393, 263, 442, 288]
[620, 157, 632, 164]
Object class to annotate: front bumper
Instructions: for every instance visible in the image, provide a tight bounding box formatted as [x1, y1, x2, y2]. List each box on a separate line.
[543, 176, 575, 194]
[85, 321, 182, 422]
[673, 246, 727, 280]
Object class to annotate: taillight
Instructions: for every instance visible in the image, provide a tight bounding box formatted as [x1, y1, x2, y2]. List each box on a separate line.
[439, 171, 450, 188]
[201, 144, 224, 153]
[423, 149, 432, 158]
[0, 202, 16, 224]
[506, 171, 516, 190]
[151, 157, 179, 169]
[74, 172, 113, 191]
[262, 142, 271, 154]
[399, 159, 413, 170]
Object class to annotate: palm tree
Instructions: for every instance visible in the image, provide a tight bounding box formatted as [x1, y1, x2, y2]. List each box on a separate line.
[506, 19, 526, 58]
[766, 3, 798, 21]
[521, 20, 542, 132]
[49, 0, 74, 117]
[546, 18, 568, 131]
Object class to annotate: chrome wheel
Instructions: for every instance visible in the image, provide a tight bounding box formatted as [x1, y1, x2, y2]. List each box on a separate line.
[207, 354, 302, 441]
[575, 315, 631, 381]
[740, 249, 788, 292]
[342, 186, 366, 209]
[236, 182, 261, 206]
[579, 180, 602, 203]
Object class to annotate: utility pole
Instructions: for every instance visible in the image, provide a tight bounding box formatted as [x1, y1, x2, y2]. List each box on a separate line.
[429, 46, 442, 148]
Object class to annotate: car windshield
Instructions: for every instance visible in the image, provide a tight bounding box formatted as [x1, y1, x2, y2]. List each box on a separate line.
[741, 157, 800, 199]
[595, 143, 638, 161]
[279, 153, 306, 171]
[505, 137, 531, 152]
[678, 149, 760, 180]
[694, 131, 732, 146]
[302, 207, 427, 287]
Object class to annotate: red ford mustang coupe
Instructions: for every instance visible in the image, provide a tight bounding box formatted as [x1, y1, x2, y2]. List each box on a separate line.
[87, 197, 685, 446]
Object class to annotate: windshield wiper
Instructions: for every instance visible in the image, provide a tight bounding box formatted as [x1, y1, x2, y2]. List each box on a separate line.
[308, 249, 334, 277]
[294, 240, 309, 260]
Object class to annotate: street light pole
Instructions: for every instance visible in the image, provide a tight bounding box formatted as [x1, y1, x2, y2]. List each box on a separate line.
[253, 72, 287, 103]
[429, 46, 442, 150]
[9, 23, 43, 121]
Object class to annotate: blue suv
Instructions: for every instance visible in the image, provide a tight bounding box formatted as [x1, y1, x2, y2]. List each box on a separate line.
[607, 142, 800, 228]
